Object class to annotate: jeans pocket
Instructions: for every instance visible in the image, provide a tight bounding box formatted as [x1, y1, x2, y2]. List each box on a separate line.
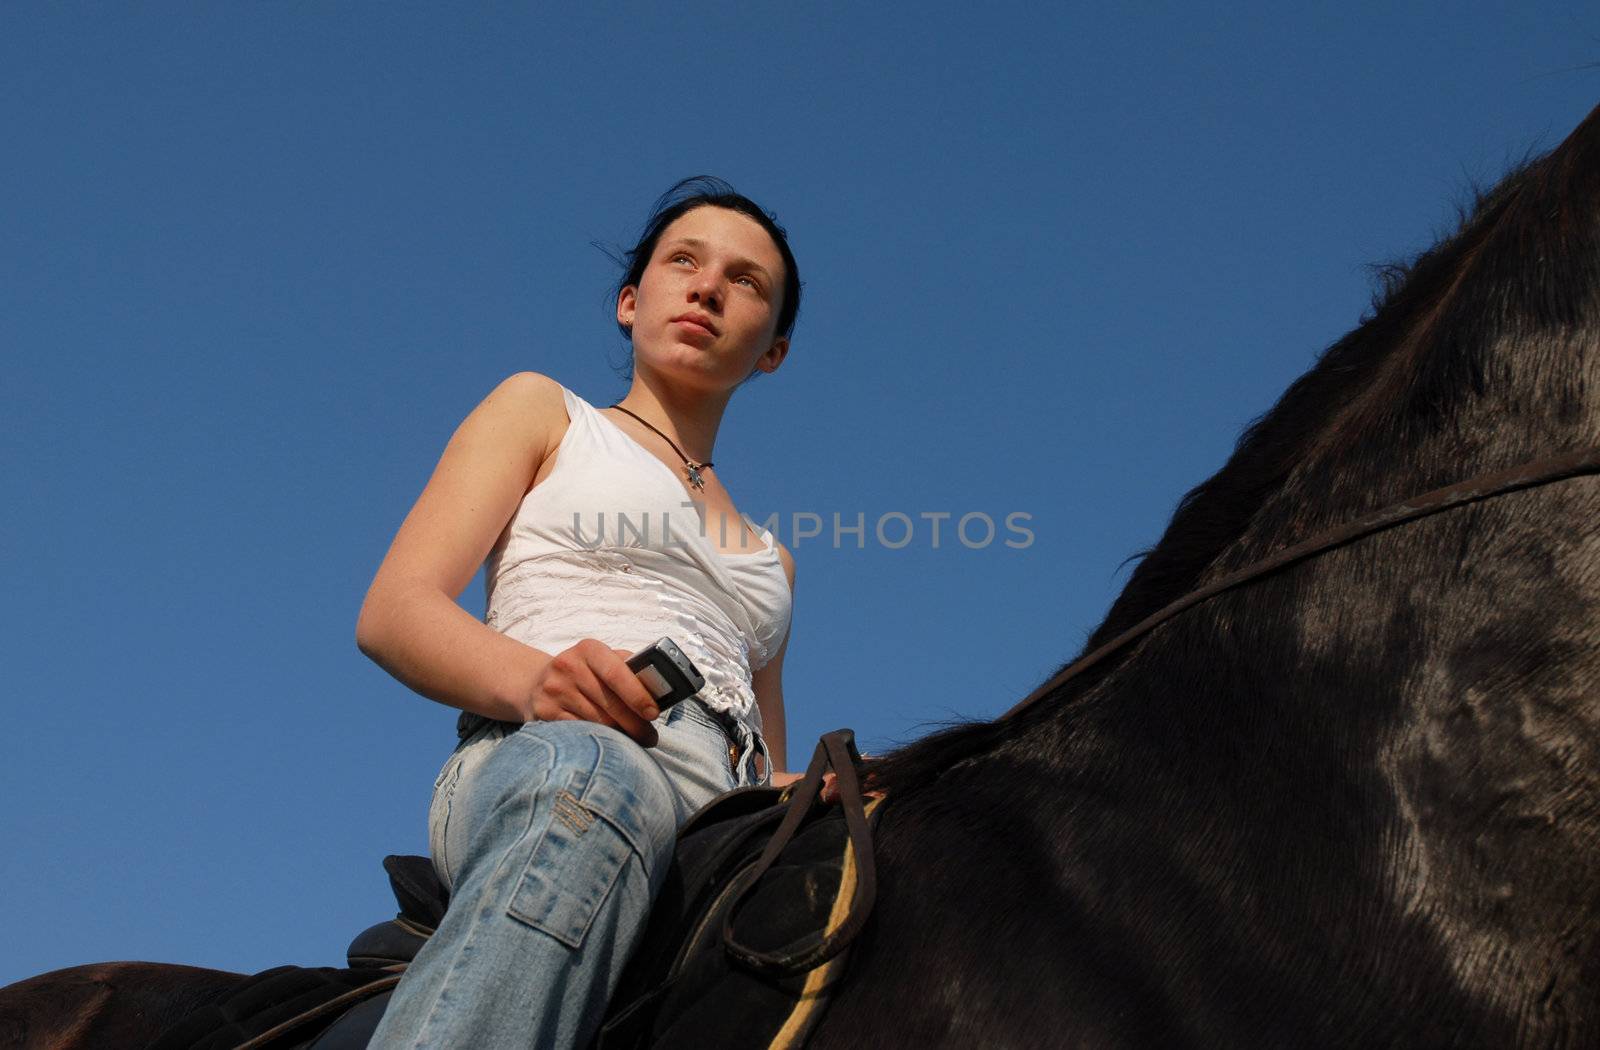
[429, 722, 507, 892]
[506, 769, 642, 950]
[433, 747, 466, 791]
[428, 748, 469, 886]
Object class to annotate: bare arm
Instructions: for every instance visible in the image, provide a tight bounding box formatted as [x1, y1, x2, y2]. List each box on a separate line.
[356, 372, 559, 722]
[757, 544, 872, 801]
[754, 542, 795, 776]
[355, 372, 659, 742]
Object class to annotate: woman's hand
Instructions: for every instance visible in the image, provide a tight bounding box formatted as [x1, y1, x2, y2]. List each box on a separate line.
[524, 639, 661, 748]
[770, 755, 877, 805]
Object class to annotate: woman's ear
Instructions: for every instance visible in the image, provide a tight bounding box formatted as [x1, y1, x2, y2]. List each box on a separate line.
[759, 336, 790, 374]
[616, 286, 637, 331]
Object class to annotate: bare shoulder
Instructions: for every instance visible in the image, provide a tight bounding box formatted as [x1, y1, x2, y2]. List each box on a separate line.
[358, 372, 573, 606]
[475, 371, 569, 463]
[497, 369, 564, 400]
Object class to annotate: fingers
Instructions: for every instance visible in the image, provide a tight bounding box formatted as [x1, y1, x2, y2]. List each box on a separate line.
[537, 641, 660, 748]
[606, 648, 665, 722]
[819, 769, 882, 805]
[572, 663, 658, 748]
[532, 682, 612, 728]
[583, 645, 660, 747]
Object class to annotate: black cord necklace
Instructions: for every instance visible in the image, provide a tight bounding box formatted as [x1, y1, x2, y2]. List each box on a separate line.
[605, 404, 713, 491]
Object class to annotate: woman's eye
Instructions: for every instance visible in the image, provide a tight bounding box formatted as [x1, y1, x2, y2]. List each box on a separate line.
[671, 253, 693, 265]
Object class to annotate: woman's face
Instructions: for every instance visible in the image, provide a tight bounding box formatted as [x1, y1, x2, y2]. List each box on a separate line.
[617, 205, 789, 394]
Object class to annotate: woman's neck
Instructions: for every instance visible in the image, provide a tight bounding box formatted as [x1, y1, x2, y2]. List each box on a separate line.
[610, 377, 731, 465]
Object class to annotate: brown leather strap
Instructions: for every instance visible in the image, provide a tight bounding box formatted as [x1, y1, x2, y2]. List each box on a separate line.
[721, 729, 878, 977]
[1001, 446, 1600, 722]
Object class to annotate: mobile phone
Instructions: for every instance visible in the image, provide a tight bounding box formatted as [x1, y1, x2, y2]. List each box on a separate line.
[626, 637, 705, 712]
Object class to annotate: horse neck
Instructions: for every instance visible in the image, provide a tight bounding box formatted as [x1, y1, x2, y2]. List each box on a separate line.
[1017, 113, 1600, 1033]
[1038, 327, 1600, 1042]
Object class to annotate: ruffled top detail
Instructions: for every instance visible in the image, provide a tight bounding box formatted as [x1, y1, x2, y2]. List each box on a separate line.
[482, 383, 792, 733]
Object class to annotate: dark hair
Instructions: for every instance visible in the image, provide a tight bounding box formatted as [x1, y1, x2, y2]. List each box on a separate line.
[603, 176, 802, 362]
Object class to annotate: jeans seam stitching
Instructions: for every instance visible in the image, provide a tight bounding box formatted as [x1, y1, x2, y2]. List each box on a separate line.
[583, 735, 665, 860]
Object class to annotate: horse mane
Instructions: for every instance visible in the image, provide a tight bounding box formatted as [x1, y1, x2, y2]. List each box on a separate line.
[866, 106, 1600, 795]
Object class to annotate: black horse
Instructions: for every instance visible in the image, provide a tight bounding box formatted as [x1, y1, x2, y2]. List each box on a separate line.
[5, 104, 1598, 1048]
[806, 104, 1600, 1047]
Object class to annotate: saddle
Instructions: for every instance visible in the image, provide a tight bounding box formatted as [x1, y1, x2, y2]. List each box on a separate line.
[598, 730, 883, 1048]
[148, 729, 880, 1050]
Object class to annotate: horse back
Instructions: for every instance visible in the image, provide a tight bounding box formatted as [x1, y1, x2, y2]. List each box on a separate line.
[0, 961, 245, 1050]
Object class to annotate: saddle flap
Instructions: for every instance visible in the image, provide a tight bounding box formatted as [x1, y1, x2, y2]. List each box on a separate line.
[678, 785, 787, 839]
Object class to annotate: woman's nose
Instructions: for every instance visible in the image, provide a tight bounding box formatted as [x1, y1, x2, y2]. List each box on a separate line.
[689, 274, 723, 311]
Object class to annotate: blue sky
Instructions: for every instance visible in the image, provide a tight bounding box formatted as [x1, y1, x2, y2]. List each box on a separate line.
[3, 3, 1595, 985]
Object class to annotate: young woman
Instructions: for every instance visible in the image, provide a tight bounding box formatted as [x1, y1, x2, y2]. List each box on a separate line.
[355, 177, 802, 1048]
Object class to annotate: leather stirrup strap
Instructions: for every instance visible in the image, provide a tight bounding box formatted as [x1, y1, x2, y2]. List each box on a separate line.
[720, 729, 879, 978]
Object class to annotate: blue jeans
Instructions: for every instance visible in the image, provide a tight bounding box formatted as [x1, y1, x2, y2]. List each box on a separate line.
[367, 699, 771, 1049]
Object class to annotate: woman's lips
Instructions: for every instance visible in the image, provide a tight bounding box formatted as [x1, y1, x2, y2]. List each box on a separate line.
[672, 319, 715, 337]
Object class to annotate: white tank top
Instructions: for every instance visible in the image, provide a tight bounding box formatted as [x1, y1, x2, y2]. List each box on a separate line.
[482, 382, 792, 733]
